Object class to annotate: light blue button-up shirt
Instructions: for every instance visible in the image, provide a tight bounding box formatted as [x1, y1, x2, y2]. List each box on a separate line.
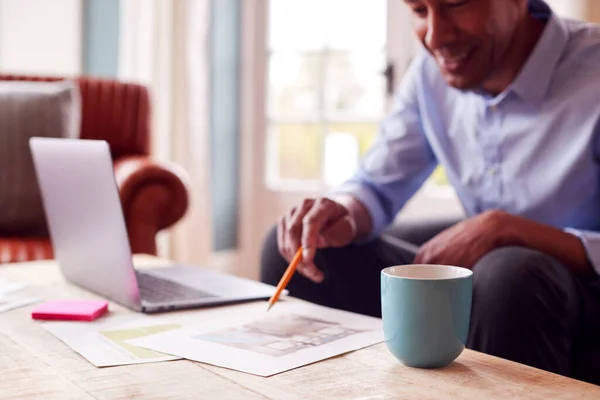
[336, 0, 600, 273]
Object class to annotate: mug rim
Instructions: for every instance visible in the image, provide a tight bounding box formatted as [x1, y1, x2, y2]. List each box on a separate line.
[381, 264, 473, 280]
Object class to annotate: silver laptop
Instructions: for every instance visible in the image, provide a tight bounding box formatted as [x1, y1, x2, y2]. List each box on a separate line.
[29, 137, 278, 313]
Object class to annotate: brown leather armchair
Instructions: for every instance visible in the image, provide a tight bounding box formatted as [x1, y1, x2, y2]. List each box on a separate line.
[0, 75, 189, 264]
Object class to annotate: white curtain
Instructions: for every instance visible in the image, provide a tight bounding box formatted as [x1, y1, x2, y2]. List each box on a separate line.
[119, 0, 213, 265]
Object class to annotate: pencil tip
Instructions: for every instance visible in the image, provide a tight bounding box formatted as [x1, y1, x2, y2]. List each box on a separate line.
[266, 303, 273, 312]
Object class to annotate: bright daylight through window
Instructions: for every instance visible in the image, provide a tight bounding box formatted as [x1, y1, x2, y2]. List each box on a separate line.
[265, 0, 387, 189]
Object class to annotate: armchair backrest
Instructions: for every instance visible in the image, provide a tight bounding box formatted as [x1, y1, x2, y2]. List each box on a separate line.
[0, 74, 151, 158]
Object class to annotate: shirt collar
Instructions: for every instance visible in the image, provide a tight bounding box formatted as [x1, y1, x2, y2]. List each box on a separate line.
[507, 0, 569, 107]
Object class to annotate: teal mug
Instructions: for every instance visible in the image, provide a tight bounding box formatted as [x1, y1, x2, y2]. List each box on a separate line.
[381, 264, 472, 368]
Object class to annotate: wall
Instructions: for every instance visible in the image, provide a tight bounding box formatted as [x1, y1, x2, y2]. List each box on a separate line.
[546, 0, 600, 22]
[0, 0, 120, 77]
[585, 0, 600, 23]
[546, 0, 586, 19]
[0, 0, 82, 75]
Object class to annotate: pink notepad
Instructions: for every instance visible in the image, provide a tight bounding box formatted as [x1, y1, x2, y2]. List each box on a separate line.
[31, 300, 109, 321]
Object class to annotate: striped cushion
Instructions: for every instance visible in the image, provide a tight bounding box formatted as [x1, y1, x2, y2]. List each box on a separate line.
[0, 80, 80, 236]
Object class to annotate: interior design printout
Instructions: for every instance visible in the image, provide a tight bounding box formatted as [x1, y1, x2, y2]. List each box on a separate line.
[41, 314, 182, 367]
[128, 301, 384, 376]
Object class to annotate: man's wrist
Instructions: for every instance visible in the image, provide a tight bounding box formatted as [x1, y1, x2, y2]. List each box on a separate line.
[483, 209, 524, 247]
[329, 194, 372, 242]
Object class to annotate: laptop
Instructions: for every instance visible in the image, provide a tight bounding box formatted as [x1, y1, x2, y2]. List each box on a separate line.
[29, 137, 279, 313]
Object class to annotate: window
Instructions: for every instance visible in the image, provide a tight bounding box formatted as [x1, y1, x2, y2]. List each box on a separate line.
[265, 0, 387, 190]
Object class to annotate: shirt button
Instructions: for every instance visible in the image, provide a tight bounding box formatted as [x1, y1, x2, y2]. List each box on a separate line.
[489, 104, 497, 112]
[488, 167, 497, 176]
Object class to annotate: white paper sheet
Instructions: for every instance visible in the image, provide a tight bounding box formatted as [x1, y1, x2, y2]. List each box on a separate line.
[0, 278, 26, 294]
[128, 301, 384, 376]
[41, 314, 182, 367]
[0, 294, 39, 313]
[0, 278, 40, 313]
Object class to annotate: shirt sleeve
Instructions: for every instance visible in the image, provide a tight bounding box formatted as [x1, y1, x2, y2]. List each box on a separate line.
[330, 53, 437, 240]
[565, 228, 600, 275]
[567, 110, 600, 274]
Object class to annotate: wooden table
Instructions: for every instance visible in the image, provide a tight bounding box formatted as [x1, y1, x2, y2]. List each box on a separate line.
[2, 256, 600, 400]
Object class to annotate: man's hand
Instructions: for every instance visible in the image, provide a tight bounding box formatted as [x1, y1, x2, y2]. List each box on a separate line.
[415, 210, 513, 268]
[277, 197, 357, 283]
[415, 209, 594, 277]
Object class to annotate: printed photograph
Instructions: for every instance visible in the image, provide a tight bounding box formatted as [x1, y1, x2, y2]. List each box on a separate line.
[194, 314, 364, 357]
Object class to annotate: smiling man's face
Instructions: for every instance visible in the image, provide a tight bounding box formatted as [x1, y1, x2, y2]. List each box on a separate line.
[405, 0, 526, 90]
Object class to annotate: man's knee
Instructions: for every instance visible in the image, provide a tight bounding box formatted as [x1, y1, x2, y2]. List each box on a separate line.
[469, 246, 576, 333]
[472, 246, 560, 296]
[259, 224, 287, 286]
[467, 247, 578, 375]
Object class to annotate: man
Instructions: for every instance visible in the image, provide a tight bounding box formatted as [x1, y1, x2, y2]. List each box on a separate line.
[260, 0, 600, 380]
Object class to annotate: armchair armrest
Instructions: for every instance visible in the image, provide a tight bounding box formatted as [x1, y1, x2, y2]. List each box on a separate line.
[0, 238, 53, 264]
[113, 156, 190, 255]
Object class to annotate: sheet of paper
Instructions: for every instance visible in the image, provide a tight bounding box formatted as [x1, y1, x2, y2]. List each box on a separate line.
[41, 314, 182, 367]
[0, 278, 26, 294]
[128, 301, 384, 376]
[0, 294, 39, 313]
[0, 278, 40, 313]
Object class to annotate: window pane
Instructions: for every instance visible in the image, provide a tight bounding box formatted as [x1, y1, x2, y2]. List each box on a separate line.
[430, 165, 451, 186]
[323, 124, 378, 186]
[266, 0, 387, 185]
[325, 0, 386, 50]
[268, 0, 327, 51]
[268, 0, 386, 51]
[329, 123, 378, 156]
[268, 53, 323, 119]
[325, 51, 386, 119]
[271, 124, 324, 180]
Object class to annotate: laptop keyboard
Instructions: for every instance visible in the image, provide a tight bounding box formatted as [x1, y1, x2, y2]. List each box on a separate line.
[135, 271, 216, 303]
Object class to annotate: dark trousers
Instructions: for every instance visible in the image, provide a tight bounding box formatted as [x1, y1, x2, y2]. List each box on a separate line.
[260, 221, 600, 383]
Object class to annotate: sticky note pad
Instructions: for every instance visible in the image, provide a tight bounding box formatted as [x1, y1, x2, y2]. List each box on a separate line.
[31, 300, 109, 321]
